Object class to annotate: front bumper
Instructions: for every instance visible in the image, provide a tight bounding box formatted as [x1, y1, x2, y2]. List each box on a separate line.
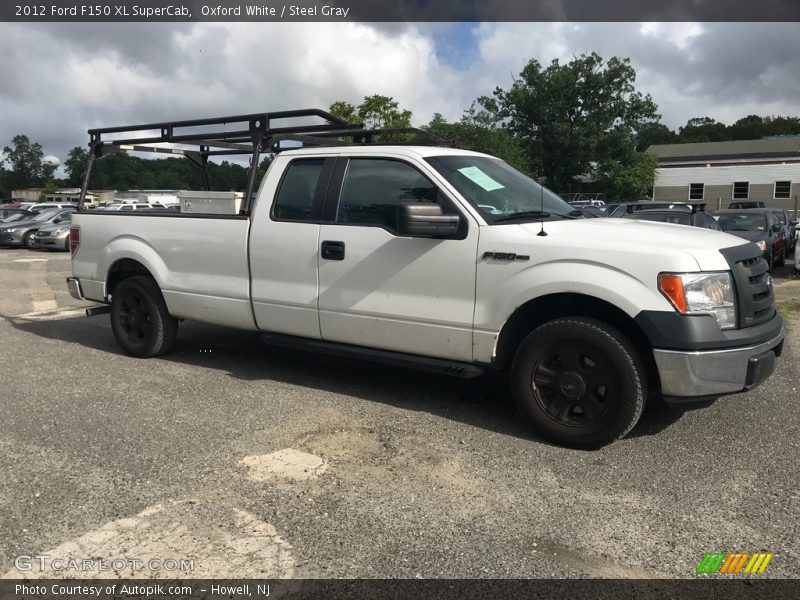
[66, 277, 85, 301]
[37, 231, 69, 249]
[0, 231, 25, 245]
[654, 330, 784, 401]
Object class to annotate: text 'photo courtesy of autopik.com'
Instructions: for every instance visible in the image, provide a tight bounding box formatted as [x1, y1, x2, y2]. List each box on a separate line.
[1, 0, 799, 599]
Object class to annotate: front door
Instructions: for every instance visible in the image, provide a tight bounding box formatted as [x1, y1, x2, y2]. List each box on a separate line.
[317, 156, 478, 361]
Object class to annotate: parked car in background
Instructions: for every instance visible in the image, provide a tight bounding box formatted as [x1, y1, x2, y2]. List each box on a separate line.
[34, 212, 74, 251]
[729, 201, 766, 209]
[1, 208, 33, 221]
[610, 202, 700, 217]
[621, 207, 721, 230]
[766, 208, 796, 254]
[33, 202, 78, 211]
[716, 209, 786, 271]
[0, 208, 74, 249]
[571, 205, 607, 218]
[102, 203, 155, 211]
[795, 244, 800, 276]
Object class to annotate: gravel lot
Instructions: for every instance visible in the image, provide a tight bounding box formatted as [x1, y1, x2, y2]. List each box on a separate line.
[0, 248, 798, 579]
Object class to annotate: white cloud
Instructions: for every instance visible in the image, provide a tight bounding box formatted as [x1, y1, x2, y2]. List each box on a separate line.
[1, 21, 799, 169]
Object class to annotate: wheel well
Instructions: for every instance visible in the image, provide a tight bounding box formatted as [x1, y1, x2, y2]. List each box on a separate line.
[493, 293, 660, 392]
[106, 259, 153, 297]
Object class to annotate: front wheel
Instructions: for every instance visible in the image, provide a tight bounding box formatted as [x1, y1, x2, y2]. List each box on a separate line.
[110, 276, 178, 357]
[510, 317, 646, 449]
[23, 231, 39, 249]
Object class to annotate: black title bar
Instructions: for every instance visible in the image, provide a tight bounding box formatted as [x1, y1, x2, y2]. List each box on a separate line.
[3, 0, 800, 22]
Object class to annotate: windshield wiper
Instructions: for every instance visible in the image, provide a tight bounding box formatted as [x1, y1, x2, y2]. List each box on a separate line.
[493, 210, 552, 223]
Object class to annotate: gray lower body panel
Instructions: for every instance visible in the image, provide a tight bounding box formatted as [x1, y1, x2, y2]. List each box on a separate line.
[653, 331, 784, 399]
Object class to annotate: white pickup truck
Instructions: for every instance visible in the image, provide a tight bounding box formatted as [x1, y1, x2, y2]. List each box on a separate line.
[67, 112, 784, 448]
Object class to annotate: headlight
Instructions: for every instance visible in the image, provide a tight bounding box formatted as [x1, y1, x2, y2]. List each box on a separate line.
[658, 272, 736, 329]
[755, 240, 767, 251]
[54, 227, 70, 234]
[4, 228, 17, 233]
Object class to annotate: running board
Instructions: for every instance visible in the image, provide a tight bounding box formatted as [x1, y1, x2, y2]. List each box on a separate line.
[260, 333, 484, 378]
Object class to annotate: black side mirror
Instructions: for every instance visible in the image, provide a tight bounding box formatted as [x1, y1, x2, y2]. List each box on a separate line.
[397, 203, 460, 237]
[52, 218, 61, 224]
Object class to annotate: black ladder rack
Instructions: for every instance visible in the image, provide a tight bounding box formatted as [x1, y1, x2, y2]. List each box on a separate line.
[79, 108, 444, 214]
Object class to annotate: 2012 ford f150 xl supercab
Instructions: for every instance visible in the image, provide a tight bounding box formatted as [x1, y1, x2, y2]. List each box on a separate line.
[67, 110, 784, 448]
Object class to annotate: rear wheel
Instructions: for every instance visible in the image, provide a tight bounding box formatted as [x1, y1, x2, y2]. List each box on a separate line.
[110, 276, 178, 357]
[510, 317, 646, 449]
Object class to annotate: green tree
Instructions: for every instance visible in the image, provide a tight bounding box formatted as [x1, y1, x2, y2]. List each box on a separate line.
[635, 122, 677, 151]
[64, 146, 89, 187]
[424, 108, 529, 173]
[596, 151, 657, 200]
[328, 101, 358, 124]
[3, 134, 48, 188]
[676, 117, 729, 143]
[329, 95, 412, 130]
[478, 53, 660, 193]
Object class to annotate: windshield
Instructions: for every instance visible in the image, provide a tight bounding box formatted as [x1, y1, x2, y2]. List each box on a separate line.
[31, 209, 62, 222]
[1, 213, 27, 223]
[425, 155, 574, 222]
[718, 212, 767, 232]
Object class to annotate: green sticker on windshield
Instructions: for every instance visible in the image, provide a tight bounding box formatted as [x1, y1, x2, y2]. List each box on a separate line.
[457, 166, 505, 191]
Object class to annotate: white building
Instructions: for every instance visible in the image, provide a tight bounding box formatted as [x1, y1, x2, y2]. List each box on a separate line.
[647, 138, 800, 212]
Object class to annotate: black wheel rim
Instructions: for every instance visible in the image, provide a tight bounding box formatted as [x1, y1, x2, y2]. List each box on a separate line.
[117, 292, 152, 345]
[531, 337, 620, 427]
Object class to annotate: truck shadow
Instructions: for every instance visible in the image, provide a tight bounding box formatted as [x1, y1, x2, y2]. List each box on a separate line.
[9, 316, 684, 446]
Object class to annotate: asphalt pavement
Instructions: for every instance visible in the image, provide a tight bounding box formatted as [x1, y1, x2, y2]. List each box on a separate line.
[0, 248, 798, 579]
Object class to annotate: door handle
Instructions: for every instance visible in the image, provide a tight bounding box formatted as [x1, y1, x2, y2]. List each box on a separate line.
[321, 240, 345, 260]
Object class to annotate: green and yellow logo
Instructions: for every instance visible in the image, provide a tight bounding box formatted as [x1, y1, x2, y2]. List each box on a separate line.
[697, 552, 774, 575]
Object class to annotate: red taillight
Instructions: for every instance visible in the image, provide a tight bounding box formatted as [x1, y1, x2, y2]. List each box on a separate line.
[69, 225, 80, 257]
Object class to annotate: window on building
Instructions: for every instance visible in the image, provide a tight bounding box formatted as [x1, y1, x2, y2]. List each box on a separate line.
[688, 183, 704, 201]
[774, 181, 791, 199]
[732, 181, 749, 199]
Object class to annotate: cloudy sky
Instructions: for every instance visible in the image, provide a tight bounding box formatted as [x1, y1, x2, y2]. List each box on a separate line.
[1, 21, 799, 173]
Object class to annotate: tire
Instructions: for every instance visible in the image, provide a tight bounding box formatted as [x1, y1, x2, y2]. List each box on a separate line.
[110, 276, 178, 357]
[23, 231, 39, 249]
[64, 236, 70, 252]
[510, 317, 646, 449]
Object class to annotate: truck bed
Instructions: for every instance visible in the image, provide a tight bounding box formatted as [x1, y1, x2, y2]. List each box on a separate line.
[71, 211, 257, 330]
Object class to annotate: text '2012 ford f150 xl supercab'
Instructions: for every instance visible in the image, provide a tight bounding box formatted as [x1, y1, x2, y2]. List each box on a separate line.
[67, 110, 784, 448]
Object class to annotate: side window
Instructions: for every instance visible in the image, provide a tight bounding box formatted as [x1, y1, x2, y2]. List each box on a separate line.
[273, 158, 326, 222]
[337, 159, 444, 231]
[121, 205, 133, 211]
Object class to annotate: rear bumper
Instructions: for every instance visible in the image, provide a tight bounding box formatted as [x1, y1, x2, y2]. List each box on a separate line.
[654, 330, 784, 401]
[66, 277, 85, 301]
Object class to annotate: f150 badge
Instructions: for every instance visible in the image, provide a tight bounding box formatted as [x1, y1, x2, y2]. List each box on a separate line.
[482, 252, 530, 261]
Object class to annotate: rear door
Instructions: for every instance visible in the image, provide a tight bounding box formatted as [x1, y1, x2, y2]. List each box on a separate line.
[249, 155, 336, 339]
[316, 155, 478, 361]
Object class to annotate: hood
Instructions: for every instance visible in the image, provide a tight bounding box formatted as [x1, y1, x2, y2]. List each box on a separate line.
[36, 222, 71, 233]
[0, 217, 43, 229]
[518, 217, 749, 271]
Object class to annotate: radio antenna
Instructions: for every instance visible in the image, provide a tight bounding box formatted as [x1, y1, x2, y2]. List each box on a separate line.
[536, 125, 547, 237]
[537, 180, 547, 237]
